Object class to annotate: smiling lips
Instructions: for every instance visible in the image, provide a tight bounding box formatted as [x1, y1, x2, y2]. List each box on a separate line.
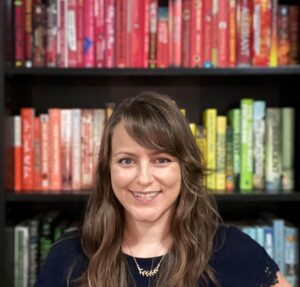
[131, 191, 161, 200]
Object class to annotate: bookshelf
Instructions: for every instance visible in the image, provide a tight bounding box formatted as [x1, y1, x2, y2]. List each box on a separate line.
[1, 0, 300, 286]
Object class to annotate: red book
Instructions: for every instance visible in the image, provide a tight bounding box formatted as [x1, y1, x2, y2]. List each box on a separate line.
[67, 0, 77, 67]
[157, 7, 169, 68]
[148, 0, 158, 68]
[130, 0, 142, 67]
[172, 0, 182, 67]
[95, 0, 105, 67]
[252, 0, 271, 67]
[229, 0, 237, 67]
[77, 0, 84, 67]
[236, 0, 252, 67]
[57, 0, 67, 67]
[182, 0, 191, 67]
[190, 0, 203, 67]
[34, 117, 41, 191]
[83, 0, 95, 67]
[40, 114, 49, 191]
[13, 116, 22, 192]
[218, 0, 229, 67]
[104, 0, 115, 67]
[288, 6, 299, 65]
[49, 109, 62, 192]
[46, 0, 58, 67]
[21, 108, 35, 192]
[14, 0, 25, 67]
[25, 0, 33, 67]
[141, 0, 150, 68]
[203, 0, 213, 67]
[211, 0, 219, 67]
[168, 0, 173, 66]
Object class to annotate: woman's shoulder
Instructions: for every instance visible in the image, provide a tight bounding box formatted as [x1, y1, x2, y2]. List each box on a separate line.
[209, 224, 279, 287]
[35, 230, 88, 287]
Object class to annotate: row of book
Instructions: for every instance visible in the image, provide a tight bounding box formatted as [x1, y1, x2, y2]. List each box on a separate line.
[5, 212, 298, 287]
[7, 99, 295, 193]
[7, 105, 117, 192]
[14, 0, 299, 68]
[189, 100, 295, 193]
[234, 217, 298, 287]
[5, 211, 79, 287]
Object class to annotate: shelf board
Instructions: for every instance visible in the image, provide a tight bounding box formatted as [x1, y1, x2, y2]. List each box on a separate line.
[5, 66, 300, 77]
[5, 192, 300, 203]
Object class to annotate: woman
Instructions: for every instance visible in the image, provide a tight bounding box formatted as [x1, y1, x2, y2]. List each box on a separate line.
[36, 91, 291, 287]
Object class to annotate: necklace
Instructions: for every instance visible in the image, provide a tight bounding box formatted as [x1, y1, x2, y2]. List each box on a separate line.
[125, 242, 166, 277]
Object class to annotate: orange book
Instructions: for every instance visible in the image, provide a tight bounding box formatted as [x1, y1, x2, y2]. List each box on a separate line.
[229, 0, 237, 67]
[81, 109, 94, 190]
[49, 109, 62, 192]
[33, 117, 41, 191]
[13, 116, 22, 192]
[21, 108, 35, 192]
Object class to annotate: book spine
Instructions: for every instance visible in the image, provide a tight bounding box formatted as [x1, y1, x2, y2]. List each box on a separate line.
[190, 0, 203, 67]
[252, 0, 271, 67]
[71, 109, 81, 191]
[265, 108, 281, 192]
[216, 116, 227, 192]
[13, 116, 22, 192]
[281, 108, 295, 191]
[34, 117, 41, 191]
[227, 109, 240, 192]
[61, 109, 72, 192]
[168, 0, 173, 66]
[203, 0, 213, 67]
[211, 0, 219, 67]
[67, 0, 77, 67]
[229, 0, 236, 67]
[217, 0, 229, 67]
[288, 6, 299, 65]
[40, 114, 49, 191]
[46, 0, 58, 67]
[25, 0, 33, 67]
[57, 0, 67, 67]
[264, 225, 274, 258]
[240, 98, 254, 192]
[142, 0, 150, 68]
[83, 0, 95, 67]
[277, 5, 289, 66]
[15, 0, 25, 67]
[81, 110, 94, 190]
[77, 0, 84, 67]
[148, 0, 158, 68]
[172, 0, 182, 67]
[157, 7, 169, 68]
[253, 101, 266, 190]
[236, 0, 252, 67]
[181, 0, 190, 67]
[21, 108, 35, 192]
[203, 109, 217, 190]
[115, 0, 127, 67]
[29, 218, 39, 286]
[195, 125, 207, 166]
[273, 219, 285, 275]
[49, 109, 62, 192]
[225, 125, 234, 193]
[104, 0, 115, 67]
[269, 0, 278, 67]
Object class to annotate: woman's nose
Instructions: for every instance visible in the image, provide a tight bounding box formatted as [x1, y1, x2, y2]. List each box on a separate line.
[136, 163, 153, 185]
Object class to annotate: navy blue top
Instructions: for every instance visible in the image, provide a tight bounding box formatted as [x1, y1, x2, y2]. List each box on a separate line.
[35, 225, 279, 287]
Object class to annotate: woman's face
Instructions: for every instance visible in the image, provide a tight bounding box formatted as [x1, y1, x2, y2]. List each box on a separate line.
[110, 122, 181, 225]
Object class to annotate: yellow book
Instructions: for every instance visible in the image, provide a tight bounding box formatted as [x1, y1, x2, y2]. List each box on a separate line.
[216, 116, 227, 192]
[189, 123, 197, 136]
[203, 109, 217, 190]
[195, 125, 207, 165]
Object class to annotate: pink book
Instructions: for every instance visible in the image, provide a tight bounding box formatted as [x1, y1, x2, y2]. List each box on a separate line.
[67, 0, 77, 67]
[49, 109, 62, 192]
[141, 0, 150, 68]
[182, 0, 191, 67]
[218, 0, 229, 67]
[83, 0, 95, 67]
[203, 0, 213, 67]
[148, 0, 158, 68]
[71, 109, 81, 191]
[104, 0, 115, 67]
[157, 7, 169, 68]
[46, 0, 57, 67]
[21, 108, 35, 192]
[95, 0, 105, 67]
[172, 0, 182, 67]
[190, 0, 203, 67]
[130, 0, 142, 67]
[168, 0, 173, 66]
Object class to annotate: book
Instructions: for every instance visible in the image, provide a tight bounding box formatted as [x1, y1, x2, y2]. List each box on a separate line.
[13, 116, 22, 192]
[40, 114, 49, 190]
[269, 0, 278, 66]
[225, 125, 234, 192]
[240, 99, 254, 192]
[71, 109, 81, 191]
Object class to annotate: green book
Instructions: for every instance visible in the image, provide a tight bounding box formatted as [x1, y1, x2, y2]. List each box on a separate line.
[227, 109, 240, 192]
[240, 99, 254, 192]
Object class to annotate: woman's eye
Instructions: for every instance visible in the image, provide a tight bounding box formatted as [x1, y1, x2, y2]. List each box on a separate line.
[119, 158, 133, 165]
[156, 158, 171, 164]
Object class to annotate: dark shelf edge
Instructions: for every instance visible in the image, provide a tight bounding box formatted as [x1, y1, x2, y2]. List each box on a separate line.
[5, 66, 300, 76]
[5, 192, 300, 202]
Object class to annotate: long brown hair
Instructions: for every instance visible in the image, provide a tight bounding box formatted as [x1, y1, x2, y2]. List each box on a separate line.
[80, 91, 221, 287]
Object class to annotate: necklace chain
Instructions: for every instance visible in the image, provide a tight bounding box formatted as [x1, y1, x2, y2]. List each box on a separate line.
[125, 241, 166, 277]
